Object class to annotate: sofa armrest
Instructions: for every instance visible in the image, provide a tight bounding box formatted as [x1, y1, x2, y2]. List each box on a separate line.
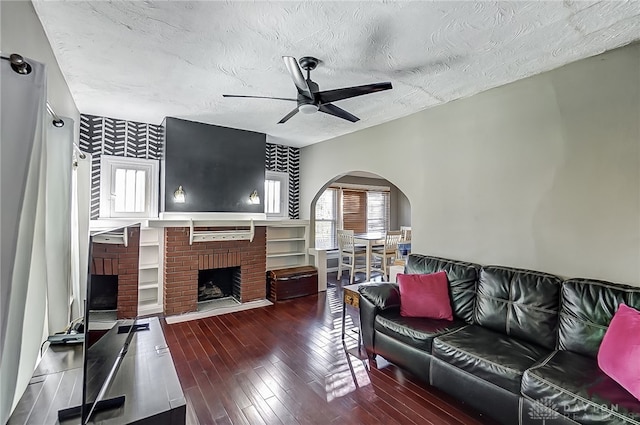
[359, 283, 401, 310]
[358, 283, 400, 358]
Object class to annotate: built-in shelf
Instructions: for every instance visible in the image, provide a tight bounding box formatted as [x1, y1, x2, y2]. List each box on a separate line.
[267, 252, 307, 258]
[139, 282, 159, 291]
[139, 291, 158, 303]
[267, 237, 307, 242]
[266, 221, 310, 270]
[138, 227, 163, 315]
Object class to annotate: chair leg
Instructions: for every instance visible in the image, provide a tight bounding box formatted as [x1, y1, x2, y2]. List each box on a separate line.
[349, 256, 355, 284]
[337, 255, 343, 279]
[383, 256, 388, 279]
[381, 255, 390, 280]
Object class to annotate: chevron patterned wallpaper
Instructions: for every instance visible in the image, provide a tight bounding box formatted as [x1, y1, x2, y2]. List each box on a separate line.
[266, 143, 300, 219]
[79, 114, 163, 219]
[80, 114, 300, 219]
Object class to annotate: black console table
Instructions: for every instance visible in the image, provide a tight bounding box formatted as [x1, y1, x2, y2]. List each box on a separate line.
[8, 317, 186, 425]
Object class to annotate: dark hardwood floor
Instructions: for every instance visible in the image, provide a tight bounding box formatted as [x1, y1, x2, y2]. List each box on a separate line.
[162, 272, 497, 425]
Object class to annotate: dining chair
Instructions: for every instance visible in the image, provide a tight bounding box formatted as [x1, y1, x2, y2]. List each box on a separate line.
[400, 226, 412, 241]
[371, 230, 403, 279]
[337, 229, 367, 284]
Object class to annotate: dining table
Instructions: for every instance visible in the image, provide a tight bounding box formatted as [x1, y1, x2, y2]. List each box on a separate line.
[353, 232, 385, 281]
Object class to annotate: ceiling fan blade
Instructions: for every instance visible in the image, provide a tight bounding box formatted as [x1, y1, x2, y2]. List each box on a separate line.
[222, 94, 297, 102]
[317, 82, 392, 104]
[283, 56, 313, 100]
[319, 103, 360, 123]
[278, 107, 299, 124]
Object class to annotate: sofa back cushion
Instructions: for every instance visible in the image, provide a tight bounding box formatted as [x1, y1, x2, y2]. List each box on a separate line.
[475, 266, 562, 350]
[559, 278, 640, 358]
[405, 254, 480, 323]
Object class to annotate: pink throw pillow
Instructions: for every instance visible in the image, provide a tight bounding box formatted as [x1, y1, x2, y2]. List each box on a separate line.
[398, 272, 453, 321]
[597, 303, 640, 401]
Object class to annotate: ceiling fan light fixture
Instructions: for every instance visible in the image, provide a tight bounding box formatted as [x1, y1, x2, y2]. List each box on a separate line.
[298, 103, 319, 114]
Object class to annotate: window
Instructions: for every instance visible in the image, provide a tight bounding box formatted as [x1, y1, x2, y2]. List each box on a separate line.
[265, 170, 289, 217]
[314, 184, 390, 250]
[99, 156, 159, 218]
[367, 191, 390, 233]
[315, 188, 338, 250]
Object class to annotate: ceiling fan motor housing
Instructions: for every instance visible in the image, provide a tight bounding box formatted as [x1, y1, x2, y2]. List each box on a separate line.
[299, 56, 319, 71]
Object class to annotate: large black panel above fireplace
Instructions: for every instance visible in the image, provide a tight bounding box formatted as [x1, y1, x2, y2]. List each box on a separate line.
[162, 117, 266, 213]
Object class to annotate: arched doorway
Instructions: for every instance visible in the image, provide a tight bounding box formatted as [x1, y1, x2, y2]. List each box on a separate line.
[310, 171, 411, 285]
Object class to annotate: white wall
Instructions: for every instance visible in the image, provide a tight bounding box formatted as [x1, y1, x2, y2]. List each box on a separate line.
[301, 44, 640, 285]
[1, 0, 80, 138]
[397, 191, 411, 228]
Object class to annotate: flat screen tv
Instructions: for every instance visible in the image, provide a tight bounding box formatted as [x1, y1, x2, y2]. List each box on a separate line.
[58, 225, 145, 424]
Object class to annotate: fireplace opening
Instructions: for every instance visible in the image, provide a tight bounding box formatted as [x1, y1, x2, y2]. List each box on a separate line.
[89, 275, 118, 311]
[198, 266, 241, 303]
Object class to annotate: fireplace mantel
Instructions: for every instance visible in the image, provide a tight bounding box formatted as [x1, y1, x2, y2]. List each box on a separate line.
[141, 215, 307, 229]
[92, 214, 308, 230]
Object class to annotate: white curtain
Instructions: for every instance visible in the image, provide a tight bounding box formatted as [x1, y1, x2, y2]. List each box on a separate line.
[46, 118, 73, 333]
[0, 56, 47, 422]
[71, 153, 91, 320]
[0, 55, 81, 421]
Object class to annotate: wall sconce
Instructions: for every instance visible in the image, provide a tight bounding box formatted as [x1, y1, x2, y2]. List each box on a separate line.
[174, 186, 186, 203]
[249, 190, 260, 205]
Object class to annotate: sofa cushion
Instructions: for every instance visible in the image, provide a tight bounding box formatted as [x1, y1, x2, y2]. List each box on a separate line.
[405, 254, 480, 323]
[375, 311, 466, 352]
[598, 303, 640, 401]
[522, 350, 640, 425]
[358, 283, 400, 311]
[475, 266, 561, 349]
[432, 325, 550, 394]
[558, 278, 640, 359]
[398, 272, 453, 320]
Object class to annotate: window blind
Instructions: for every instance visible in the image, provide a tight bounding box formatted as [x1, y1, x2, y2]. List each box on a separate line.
[367, 191, 390, 233]
[342, 190, 367, 233]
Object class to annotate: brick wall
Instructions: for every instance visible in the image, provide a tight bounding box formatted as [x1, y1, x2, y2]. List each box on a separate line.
[91, 227, 140, 319]
[163, 226, 267, 316]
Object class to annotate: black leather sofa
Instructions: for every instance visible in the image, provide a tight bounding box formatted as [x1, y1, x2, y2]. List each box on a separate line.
[359, 254, 640, 425]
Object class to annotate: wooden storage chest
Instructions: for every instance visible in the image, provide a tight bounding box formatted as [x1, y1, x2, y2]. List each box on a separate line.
[267, 265, 318, 302]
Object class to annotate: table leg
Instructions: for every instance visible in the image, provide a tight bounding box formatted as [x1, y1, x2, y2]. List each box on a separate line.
[365, 242, 371, 281]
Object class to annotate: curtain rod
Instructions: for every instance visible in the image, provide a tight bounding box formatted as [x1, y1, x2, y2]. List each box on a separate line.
[2, 53, 64, 127]
[2, 53, 87, 159]
[46, 102, 65, 128]
[73, 144, 87, 160]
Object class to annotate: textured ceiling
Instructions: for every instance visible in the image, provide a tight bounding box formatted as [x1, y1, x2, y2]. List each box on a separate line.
[33, 1, 640, 148]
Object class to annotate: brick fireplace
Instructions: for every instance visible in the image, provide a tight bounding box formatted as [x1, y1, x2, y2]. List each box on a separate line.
[90, 227, 140, 319]
[163, 226, 267, 316]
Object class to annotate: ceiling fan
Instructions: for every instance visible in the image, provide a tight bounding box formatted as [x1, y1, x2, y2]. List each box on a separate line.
[223, 56, 392, 124]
